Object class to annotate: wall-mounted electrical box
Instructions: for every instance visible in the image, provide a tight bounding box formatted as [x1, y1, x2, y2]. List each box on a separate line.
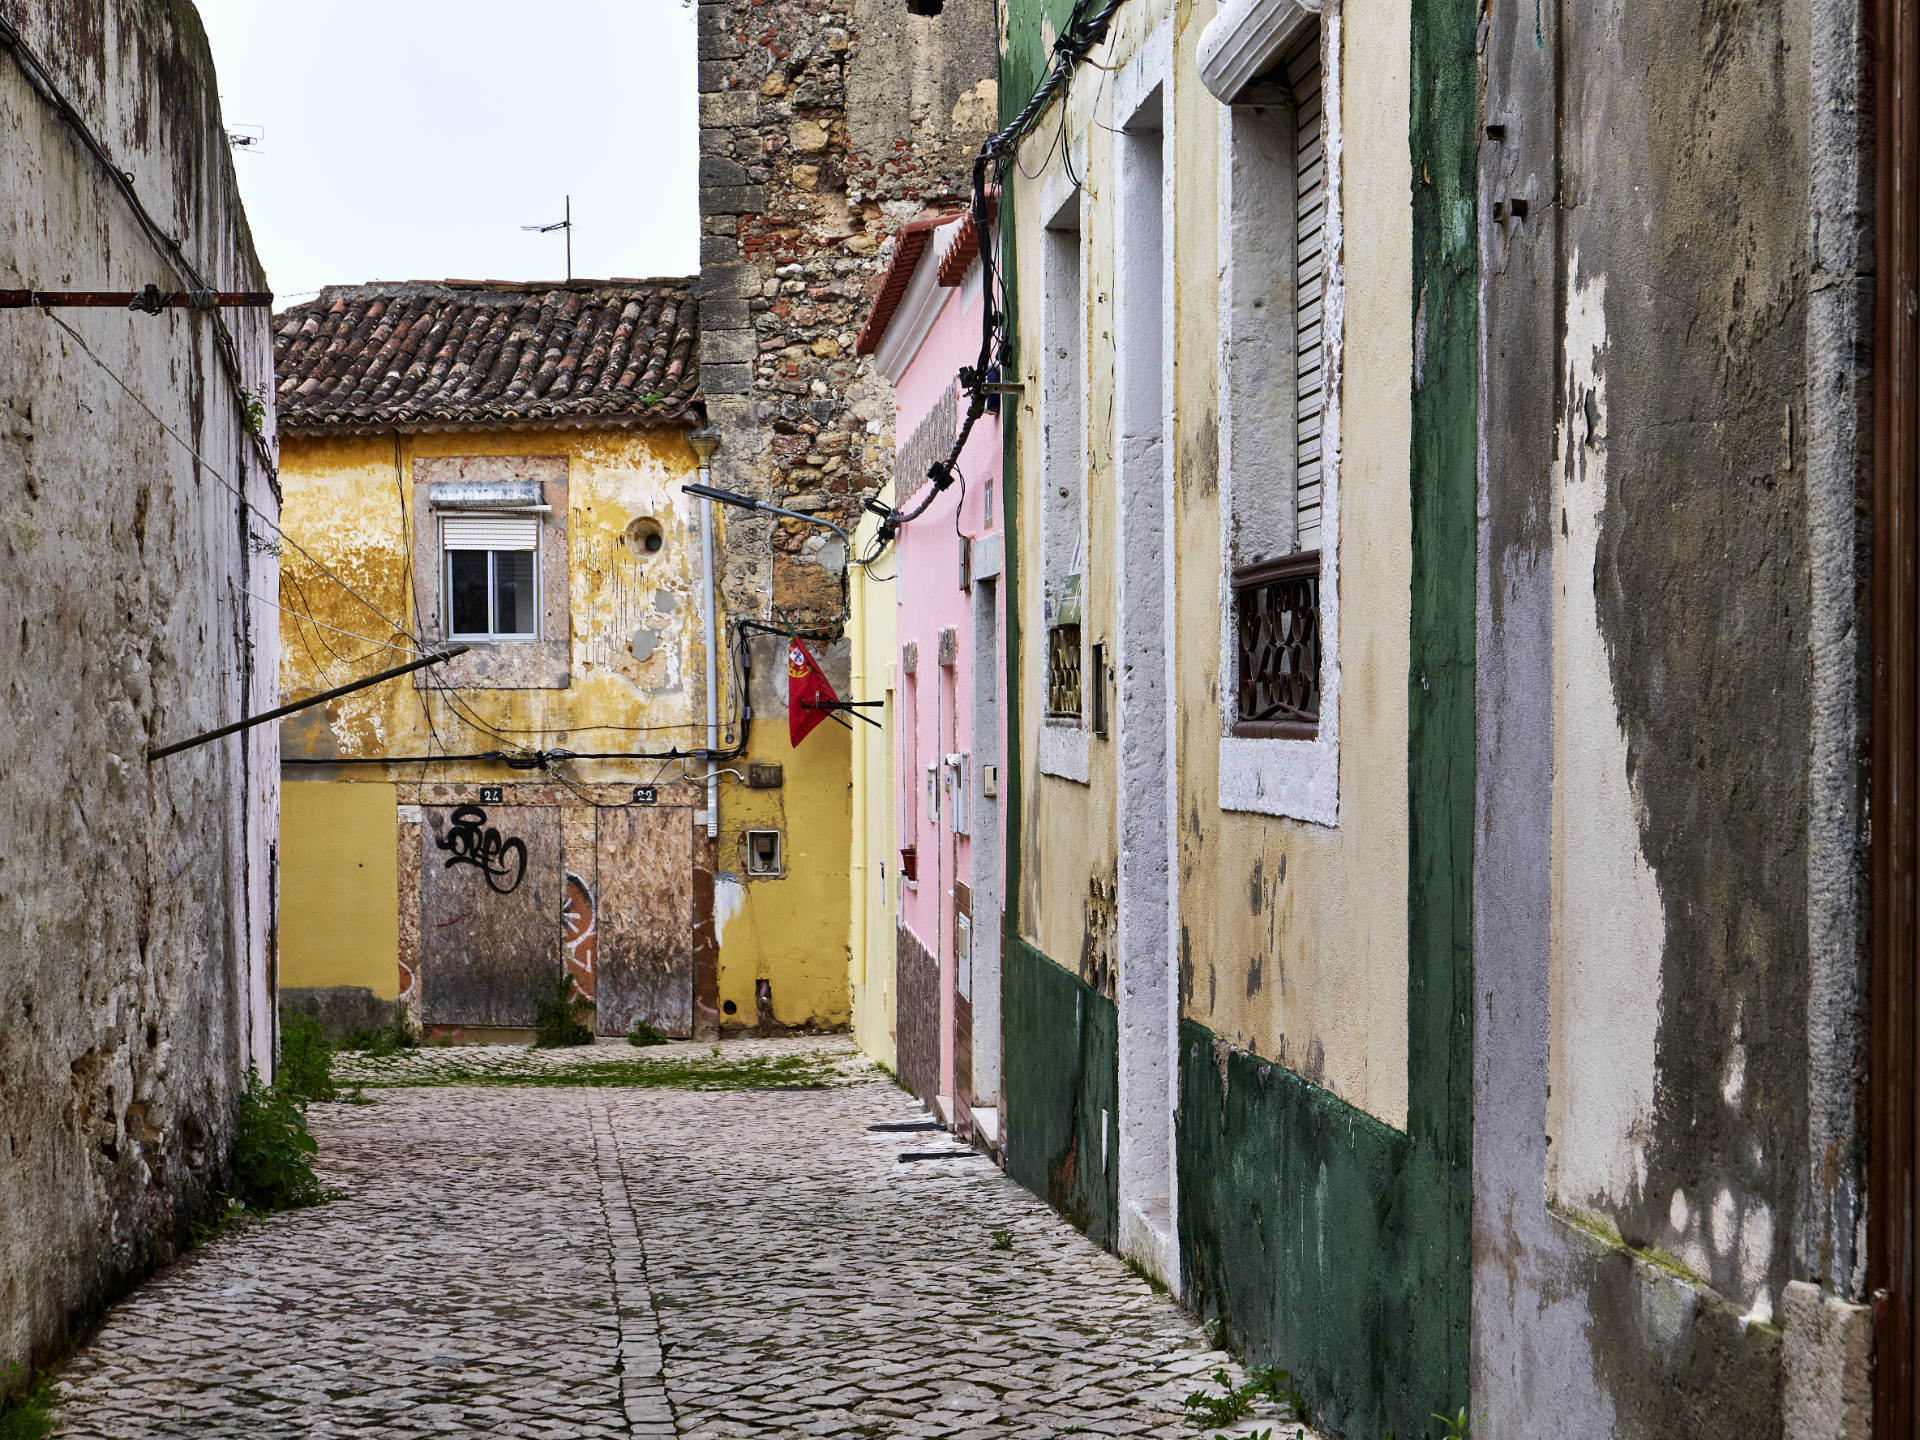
[745, 829, 783, 876]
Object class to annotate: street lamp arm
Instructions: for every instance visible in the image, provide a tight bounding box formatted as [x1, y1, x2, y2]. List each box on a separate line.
[680, 483, 850, 546]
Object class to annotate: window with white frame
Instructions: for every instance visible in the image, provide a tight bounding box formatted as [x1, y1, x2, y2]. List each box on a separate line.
[1221, 24, 1325, 739]
[1041, 193, 1087, 727]
[442, 513, 540, 640]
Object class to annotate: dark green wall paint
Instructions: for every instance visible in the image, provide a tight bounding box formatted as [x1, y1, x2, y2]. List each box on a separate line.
[1004, 936, 1120, 1247]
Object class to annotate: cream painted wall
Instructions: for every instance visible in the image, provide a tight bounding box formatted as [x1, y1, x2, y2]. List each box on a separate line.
[1009, 0, 1413, 1126]
[849, 504, 899, 1067]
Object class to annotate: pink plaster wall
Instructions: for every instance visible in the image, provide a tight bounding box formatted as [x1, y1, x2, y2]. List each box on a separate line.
[890, 256, 1003, 1075]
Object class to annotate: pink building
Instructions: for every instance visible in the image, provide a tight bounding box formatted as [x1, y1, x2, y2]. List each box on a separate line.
[858, 213, 1006, 1144]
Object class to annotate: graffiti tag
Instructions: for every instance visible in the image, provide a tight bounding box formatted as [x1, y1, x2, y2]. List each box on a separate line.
[436, 805, 527, 894]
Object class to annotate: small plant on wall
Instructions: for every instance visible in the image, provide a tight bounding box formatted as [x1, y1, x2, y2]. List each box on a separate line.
[534, 968, 596, 1048]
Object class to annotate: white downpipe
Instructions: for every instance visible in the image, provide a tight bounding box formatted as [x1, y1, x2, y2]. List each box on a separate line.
[697, 462, 720, 840]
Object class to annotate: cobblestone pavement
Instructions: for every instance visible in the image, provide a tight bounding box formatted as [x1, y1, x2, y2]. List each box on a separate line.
[52, 1040, 1308, 1439]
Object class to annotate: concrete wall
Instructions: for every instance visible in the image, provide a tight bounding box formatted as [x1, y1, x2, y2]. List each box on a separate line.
[0, 0, 276, 1381]
[1471, 0, 1872, 1429]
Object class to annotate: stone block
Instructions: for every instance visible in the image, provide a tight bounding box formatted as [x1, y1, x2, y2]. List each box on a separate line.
[703, 328, 760, 365]
[706, 185, 768, 215]
[1783, 1281, 1872, 1440]
[697, 60, 732, 94]
[699, 90, 759, 128]
[700, 235, 741, 266]
[701, 262, 762, 299]
[702, 362, 754, 395]
[700, 156, 748, 187]
[699, 297, 751, 330]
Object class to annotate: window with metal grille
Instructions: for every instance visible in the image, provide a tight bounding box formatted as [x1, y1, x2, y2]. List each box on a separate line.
[442, 514, 539, 640]
[1047, 623, 1083, 717]
[1222, 22, 1324, 737]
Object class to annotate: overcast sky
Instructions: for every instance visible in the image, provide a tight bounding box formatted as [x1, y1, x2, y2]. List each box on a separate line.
[193, 0, 699, 303]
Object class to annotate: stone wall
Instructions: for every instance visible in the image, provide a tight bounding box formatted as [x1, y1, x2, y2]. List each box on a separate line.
[0, 0, 277, 1384]
[696, 0, 998, 628]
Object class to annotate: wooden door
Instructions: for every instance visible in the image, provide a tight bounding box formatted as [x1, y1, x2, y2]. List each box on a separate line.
[597, 807, 694, 1037]
[419, 804, 562, 1027]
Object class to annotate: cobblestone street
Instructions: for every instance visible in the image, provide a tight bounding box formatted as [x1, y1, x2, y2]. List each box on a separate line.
[50, 1041, 1303, 1439]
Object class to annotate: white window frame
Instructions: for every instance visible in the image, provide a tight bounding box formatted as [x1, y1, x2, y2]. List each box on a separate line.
[1213, 1, 1343, 826]
[1037, 164, 1092, 785]
[442, 517, 541, 643]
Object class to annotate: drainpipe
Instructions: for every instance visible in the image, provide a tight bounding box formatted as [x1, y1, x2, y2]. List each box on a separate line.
[686, 428, 723, 840]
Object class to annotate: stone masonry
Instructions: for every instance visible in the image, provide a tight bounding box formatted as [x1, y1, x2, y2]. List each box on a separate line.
[697, 0, 998, 629]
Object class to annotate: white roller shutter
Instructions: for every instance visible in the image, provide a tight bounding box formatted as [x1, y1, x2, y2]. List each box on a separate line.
[441, 514, 539, 551]
[1289, 30, 1325, 551]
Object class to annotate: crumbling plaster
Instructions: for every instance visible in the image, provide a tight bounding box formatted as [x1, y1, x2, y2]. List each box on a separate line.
[1472, 0, 1851, 1423]
[0, 0, 276, 1384]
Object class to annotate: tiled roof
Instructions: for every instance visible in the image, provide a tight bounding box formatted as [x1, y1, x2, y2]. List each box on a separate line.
[273, 280, 699, 434]
[937, 209, 982, 287]
[855, 215, 961, 356]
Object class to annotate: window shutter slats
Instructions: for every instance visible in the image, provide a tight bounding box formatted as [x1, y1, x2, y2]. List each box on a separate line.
[442, 515, 539, 551]
[1290, 27, 1326, 552]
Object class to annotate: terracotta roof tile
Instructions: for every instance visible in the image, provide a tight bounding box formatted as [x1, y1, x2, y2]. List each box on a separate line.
[855, 215, 961, 357]
[273, 279, 699, 434]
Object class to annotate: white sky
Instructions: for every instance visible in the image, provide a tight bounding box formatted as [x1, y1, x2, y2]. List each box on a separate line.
[192, 0, 699, 302]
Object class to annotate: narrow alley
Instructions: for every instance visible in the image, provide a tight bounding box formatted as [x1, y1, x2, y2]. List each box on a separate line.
[47, 1041, 1299, 1440]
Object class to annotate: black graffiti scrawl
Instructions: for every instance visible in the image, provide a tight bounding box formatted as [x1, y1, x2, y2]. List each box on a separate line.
[436, 805, 527, 894]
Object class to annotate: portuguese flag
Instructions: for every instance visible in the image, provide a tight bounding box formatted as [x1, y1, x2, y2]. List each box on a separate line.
[788, 639, 838, 747]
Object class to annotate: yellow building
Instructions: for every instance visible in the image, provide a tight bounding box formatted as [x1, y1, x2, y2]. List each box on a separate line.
[847, 484, 897, 1069]
[272, 279, 851, 1039]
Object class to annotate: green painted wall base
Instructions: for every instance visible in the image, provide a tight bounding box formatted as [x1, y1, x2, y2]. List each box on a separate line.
[1004, 936, 1118, 1248]
[1178, 1020, 1461, 1439]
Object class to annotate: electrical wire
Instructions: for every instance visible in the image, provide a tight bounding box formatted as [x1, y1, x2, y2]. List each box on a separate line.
[44, 310, 426, 650]
[0, 11, 277, 482]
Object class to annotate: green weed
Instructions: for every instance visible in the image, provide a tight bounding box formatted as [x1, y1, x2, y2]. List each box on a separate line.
[990, 1228, 1014, 1251]
[1433, 1408, 1482, 1440]
[229, 1068, 326, 1212]
[275, 1011, 338, 1103]
[627, 1020, 670, 1047]
[1182, 1364, 1307, 1432]
[0, 1366, 54, 1440]
[339, 1017, 417, 1056]
[532, 969, 595, 1048]
[348, 1049, 849, 1092]
[1182, 1369, 1253, 1428]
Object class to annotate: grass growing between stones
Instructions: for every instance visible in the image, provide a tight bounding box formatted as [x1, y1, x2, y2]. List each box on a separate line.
[339, 1047, 860, 1092]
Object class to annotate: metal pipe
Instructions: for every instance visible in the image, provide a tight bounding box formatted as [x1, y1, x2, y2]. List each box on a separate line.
[687, 432, 724, 840]
[149, 645, 467, 760]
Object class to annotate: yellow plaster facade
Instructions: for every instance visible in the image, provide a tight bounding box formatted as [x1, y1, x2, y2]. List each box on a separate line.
[279, 781, 400, 998]
[847, 503, 899, 1067]
[1008, 0, 1414, 1126]
[277, 424, 859, 1034]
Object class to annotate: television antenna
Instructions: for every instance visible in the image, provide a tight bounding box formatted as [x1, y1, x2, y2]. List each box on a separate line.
[522, 194, 573, 281]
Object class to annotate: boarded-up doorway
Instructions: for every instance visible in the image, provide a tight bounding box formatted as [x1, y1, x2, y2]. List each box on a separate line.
[597, 807, 694, 1037]
[420, 804, 562, 1027]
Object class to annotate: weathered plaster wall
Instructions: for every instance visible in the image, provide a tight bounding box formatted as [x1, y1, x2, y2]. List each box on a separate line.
[277, 427, 706, 763]
[1174, 0, 1413, 1127]
[0, 0, 275, 1384]
[1472, 0, 1848, 1424]
[276, 426, 743, 1033]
